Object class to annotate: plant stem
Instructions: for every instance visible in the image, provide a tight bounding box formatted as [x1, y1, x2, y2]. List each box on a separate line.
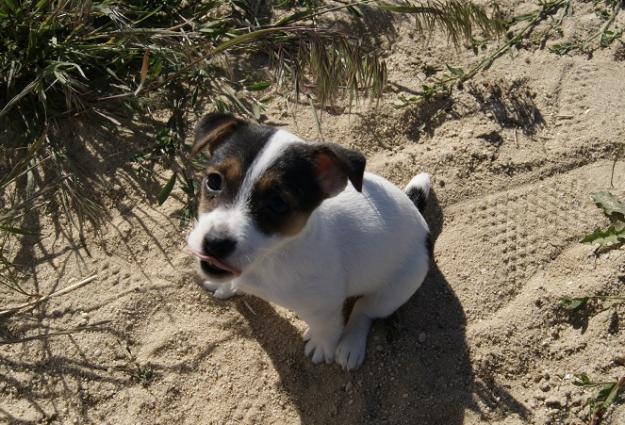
[581, 4, 621, 52]
[0, 274, 98, 317]
[0, 320, 111, 345]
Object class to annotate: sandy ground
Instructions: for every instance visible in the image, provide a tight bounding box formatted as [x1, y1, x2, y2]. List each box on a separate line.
[2, 1, 625, 424]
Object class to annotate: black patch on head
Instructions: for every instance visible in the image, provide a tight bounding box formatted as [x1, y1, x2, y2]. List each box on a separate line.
[249, 144, 327, 235]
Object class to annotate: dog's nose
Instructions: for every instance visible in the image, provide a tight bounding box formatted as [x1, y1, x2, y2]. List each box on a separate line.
[202, 237, 236, 259]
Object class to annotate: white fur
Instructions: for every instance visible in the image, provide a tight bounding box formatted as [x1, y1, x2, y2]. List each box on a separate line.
[190, 129, 431, 370]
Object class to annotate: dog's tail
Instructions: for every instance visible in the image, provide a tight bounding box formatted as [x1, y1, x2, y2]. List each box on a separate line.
[404, 172, 431, 214]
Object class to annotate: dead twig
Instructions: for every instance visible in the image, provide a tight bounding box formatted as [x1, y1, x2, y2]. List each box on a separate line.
[0, 320, 111, 344]
[0, 274, 98, 317]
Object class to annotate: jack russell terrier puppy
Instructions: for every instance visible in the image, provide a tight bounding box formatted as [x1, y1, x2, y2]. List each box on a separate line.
[187, 112, 432, 370]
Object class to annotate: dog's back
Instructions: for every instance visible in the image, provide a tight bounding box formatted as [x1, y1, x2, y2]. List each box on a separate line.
[316, 172, 431, 297]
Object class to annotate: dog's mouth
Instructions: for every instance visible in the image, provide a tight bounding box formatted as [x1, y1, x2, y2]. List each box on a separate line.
[187, 248, 242, 278]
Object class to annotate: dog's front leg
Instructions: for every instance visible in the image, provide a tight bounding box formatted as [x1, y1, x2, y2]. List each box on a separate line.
[200, 280, 238, 299]
[300, 308, 343, 364]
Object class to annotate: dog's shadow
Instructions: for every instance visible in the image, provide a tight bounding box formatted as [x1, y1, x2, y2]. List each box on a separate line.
[235, 191, 473, 425]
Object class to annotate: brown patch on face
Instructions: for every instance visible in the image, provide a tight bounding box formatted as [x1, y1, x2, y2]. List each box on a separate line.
[249, 179, 317, 237]
[254, 171, 312, 236]
[248, 144, 332, 238]
[221, 157, 244, 186]
[256, 171, 279, 193]
[277, 211, 310, 236]
[198, 157, 246, 214]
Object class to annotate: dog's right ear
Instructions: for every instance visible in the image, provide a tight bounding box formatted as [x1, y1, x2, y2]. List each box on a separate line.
[191, 112, 242, 157]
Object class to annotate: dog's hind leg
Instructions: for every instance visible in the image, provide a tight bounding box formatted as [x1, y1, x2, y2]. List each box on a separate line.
[335, 255, 429, 370]
[335, 303, 372, 370]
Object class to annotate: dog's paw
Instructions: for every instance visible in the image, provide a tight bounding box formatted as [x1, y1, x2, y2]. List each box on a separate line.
[200, 281, 237, 300]
[335, 332, 367, 370]
[304, 337, 338, 364]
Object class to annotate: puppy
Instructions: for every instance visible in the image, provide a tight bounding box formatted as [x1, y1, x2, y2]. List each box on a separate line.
[187, 112, 431, 370]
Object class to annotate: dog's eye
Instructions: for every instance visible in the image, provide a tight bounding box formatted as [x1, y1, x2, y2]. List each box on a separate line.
[206, 172, 223, 192]
[268, 195, 289, 215]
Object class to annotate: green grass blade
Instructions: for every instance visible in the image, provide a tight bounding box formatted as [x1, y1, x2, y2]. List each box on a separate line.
[212, 28, 292, 55]
[0, 225, 36, 236]
[602, 381, 621, 409]
[0, 78, 41, 119]
[158, 172, 177, 206]
[2, 0, 17, 12]
[246, 81, 271, 91]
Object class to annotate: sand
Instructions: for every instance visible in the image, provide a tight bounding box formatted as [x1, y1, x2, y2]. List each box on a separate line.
[2, 1, 625, 424]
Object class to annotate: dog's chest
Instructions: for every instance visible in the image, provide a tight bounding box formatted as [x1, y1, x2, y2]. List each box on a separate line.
[235, 250, 340, 311]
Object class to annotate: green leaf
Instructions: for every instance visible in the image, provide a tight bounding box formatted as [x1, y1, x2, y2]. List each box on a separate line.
[158, 173, 177, 206]
[0, 225, 36, 236]
[274, 10, 312, 26]
[2, 0, 17, 12]
[560, 297, 589, 312]
[581, 224, 625, 246]
[246, 81, 271, 91]
[35, 0, 49, 11]
[549, 42, 575, 55]
[212, 28, 288, 55]
[446, 64, 465, 78]
[573, 373, 592, 386]
[346, 5, 364, 18]
[591, 191, 625, 218]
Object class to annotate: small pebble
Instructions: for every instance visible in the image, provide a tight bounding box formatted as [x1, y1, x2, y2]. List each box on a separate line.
[545, 397, 561, 408]
[418, 332, 427, 343]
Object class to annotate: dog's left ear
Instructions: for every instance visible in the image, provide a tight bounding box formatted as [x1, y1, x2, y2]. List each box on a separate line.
[313, 143, 366, 197]
[191, 112, 242, 157]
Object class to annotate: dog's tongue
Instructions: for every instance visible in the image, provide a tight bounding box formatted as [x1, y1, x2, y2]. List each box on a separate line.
[205, 255, 242, 276]
[187, 248, 241, 276]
